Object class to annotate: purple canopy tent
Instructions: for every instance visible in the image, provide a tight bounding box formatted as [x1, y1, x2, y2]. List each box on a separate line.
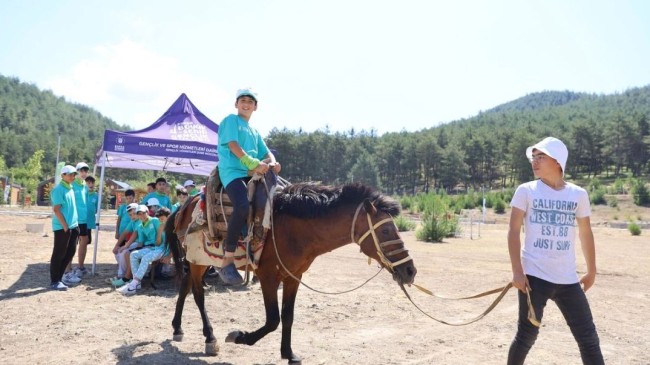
[91, 93, 220, 274]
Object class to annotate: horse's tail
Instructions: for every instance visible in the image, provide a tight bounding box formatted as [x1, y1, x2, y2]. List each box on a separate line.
[165, 209, 185, 285]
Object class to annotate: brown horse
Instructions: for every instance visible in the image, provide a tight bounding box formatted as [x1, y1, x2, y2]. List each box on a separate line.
[167, 181, 417, 364]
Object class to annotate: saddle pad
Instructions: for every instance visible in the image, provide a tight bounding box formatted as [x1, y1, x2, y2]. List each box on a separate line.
[184, 198, 265, 270]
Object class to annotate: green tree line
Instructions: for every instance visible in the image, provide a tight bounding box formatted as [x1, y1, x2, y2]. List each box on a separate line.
[1, 74, 649, 196]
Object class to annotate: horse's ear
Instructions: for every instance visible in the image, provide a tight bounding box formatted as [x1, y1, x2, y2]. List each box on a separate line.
[363, 199, 377, 215]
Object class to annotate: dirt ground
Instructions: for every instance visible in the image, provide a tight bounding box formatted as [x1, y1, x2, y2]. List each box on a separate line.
[0, 205, 648, 365]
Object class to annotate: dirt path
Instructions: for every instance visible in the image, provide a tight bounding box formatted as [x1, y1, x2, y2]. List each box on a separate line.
[0, 213, 648, 364]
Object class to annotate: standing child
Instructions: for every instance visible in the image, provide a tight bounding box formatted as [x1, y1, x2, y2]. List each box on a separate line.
[67, 162, 90, 280]
[216, 88, 281, 285]
[115, 189, 135, 243]
[507, 137, 604, 365]
[85, 175, 98, 253]
[142, 177, 172, 210]
[49, 165, 79, 290]
[172, 188, 188, 213]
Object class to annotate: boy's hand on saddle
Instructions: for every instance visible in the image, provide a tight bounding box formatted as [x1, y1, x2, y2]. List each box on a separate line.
[271, 162, 281, 174]
[253, 161, 270, 174]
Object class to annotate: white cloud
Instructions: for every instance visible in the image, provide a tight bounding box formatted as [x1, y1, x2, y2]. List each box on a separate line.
[46, 39, 229, 129]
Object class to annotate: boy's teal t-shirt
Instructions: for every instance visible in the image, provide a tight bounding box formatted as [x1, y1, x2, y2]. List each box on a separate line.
[217, 114, 270, 188]
[72, 178, 88, 224]
[51, 181, 79, 231]
[117, 204, 133, 235]
[141, 191, 172, 210]
[86, 191, 98, 229]
[135, 216, 161, 246]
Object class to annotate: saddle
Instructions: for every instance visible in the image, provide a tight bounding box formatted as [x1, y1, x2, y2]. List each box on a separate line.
[181, 167, 277, 269]
[205, 167, 277, 244]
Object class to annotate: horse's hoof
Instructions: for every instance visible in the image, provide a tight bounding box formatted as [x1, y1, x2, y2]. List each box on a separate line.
[282, 352, 302, 364]
[205, 340, 219, 356]
[173, 334, 184, 342]
[225, 330, 243, 343]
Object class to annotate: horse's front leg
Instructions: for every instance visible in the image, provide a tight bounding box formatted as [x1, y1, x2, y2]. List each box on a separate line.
[191, 265, 218, 355]
[225, 273, 281, 346]
[280, 277, 302, 364]
[172, 264, 192, 342]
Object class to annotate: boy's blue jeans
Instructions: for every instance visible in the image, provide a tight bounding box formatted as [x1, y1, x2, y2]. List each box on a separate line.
[224, 177, 250, 253]
[507, 275, 604, 365]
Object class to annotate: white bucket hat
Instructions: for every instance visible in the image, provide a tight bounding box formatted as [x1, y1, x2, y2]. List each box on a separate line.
[183, 179, 195, 188]
[526, 137, 568, 175]
[146, 197, 161, 207]
[136, 204, 149, 213]
[126, 203, 139, 212]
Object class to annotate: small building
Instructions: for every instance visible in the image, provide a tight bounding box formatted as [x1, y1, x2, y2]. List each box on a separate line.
[37, 177, 55, 206]
[0, 177, 22, 206]
[105, 179, 135, 209]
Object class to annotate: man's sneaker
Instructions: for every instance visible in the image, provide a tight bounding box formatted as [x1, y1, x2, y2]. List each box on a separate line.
[62, 272, 81, 285]
[74, 267, 89, 277]
[218, 263, 244, 286]
[119, 282, 141, 296]
[50, 281, 68, 291]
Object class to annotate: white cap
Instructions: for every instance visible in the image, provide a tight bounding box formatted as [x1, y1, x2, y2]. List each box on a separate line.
[136, 204, 149, 213]
[236, 88, 258, 102]
[146, 197, 161, 206]
[183, 179, 195, 187]
[76, 162, 89, 171]
[526, 137, 568, 175]
[61, 165, 77, 175]
[126, 203, 139, 211]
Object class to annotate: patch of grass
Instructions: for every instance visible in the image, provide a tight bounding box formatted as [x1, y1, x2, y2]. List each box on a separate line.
[628, 223, 642, 236]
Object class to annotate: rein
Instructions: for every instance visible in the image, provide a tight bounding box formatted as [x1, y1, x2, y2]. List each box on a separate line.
[400, 282, 540, 327]
[267, 182, 410, 295]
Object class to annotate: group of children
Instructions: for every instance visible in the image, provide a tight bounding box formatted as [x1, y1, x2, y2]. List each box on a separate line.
[110, 177, 195, 296]
[49, 162, 98, 290]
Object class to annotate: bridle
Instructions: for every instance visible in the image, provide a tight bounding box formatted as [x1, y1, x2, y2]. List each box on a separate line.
[350, 202, 413, 273]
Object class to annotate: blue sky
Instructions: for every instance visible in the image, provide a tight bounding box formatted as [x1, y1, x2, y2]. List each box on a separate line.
[1, 0, 649, 137]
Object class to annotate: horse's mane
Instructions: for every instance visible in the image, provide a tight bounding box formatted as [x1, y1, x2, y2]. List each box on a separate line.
[273, 182, 400, 218]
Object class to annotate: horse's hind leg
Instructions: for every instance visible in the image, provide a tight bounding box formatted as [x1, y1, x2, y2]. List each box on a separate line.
[172, 265, 192, 342]
[191, 265, 218, 356]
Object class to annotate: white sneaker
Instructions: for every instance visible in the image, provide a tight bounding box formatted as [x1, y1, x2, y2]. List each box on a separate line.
[62, 272, 81, 285]
[74, 267, 89, 277]
[119, 282, 141, 296]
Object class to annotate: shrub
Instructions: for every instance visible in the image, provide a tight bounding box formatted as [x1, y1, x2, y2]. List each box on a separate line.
[394, 215, 416, 232]
[590, 188, 607, 205]
[416, 211, 457, 243]
[607, 196, 618, 208]
[494, 199, 506, 214]
[631, 179, 650, 206]
[628, 223, 642, 236]
[400, 197, 412, 212]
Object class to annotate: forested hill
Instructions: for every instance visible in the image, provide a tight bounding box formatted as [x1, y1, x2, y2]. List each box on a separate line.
[487, 90, 590, 113]
[0, 75, 129, 169]
[268, 85, 650, 194]
[1, 74, 649, 196]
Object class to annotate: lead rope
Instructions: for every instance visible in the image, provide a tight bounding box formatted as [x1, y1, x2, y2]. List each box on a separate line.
[400, 282, 540, 327]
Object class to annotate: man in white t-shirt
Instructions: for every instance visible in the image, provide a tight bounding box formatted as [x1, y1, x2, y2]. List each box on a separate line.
[507, 137, 604, 365]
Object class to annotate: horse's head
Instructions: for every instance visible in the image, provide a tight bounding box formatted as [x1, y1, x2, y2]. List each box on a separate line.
[352, 199, 417, 285]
